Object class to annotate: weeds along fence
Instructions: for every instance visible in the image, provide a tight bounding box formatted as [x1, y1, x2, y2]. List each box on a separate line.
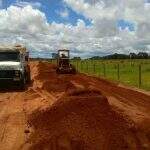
[71, 60, 150, 91]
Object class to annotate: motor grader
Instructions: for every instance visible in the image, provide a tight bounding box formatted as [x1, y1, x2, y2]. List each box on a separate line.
[56, 49, 76, 74]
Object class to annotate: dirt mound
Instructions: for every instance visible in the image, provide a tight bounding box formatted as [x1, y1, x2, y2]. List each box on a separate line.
[26, 89, 138, 150]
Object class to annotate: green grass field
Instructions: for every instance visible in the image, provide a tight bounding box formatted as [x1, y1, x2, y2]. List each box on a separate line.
[71, 59, 150, 91]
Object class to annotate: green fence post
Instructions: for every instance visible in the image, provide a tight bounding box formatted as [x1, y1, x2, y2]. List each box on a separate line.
[99, 62, 101, 77]
[93, 63, 96, 75]
[103, 63, 106, 77]
[79, 60, 81, 72]
[76, 61, 78, 71]
[86, 61, 88, 73]
[80, 60, 82, 72]
[139, 64, 142, 88]
[117, 64, 120, 80]
[80, 61, 82, 72]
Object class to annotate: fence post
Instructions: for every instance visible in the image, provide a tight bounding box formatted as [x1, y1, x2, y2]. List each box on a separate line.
[117, 64, 120, 80]
[81, 61, 83, 72]
[86, 61, 88, 73]
[76, 61, 78, 71]
[99, 62, 101, 77]
[93, 63, 96, 74]
[139, 64, 142, 87]
[103, 63, 106, 77]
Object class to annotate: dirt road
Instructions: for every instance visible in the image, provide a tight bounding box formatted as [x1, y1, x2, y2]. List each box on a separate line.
[0, 61, 149, 150]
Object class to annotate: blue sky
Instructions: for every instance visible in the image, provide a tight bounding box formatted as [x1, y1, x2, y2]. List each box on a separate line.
[118, 20, 135, 31]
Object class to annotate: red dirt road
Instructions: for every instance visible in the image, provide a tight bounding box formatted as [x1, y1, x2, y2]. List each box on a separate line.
[0, 61, 149, 150]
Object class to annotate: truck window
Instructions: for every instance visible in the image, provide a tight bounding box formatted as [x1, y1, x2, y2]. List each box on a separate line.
[59, 51, 69, 58]
[0, 52, 20, 61]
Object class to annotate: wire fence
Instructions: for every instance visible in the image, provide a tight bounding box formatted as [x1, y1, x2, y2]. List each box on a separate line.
[71, 60, 150, 91]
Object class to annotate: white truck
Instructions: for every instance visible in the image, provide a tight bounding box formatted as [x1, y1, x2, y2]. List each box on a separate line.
[0, 45, 31, 89]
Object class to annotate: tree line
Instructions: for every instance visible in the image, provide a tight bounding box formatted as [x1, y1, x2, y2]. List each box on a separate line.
[72, 52, 150, 60]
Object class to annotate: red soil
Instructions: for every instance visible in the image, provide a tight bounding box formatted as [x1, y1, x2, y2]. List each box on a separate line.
[26, 62, 150, 150]
[28, 90, 138, 150]
[0, 61, 149, 150]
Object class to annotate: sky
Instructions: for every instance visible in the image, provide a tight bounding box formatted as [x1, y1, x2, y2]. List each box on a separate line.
[0, 0, 150, 58]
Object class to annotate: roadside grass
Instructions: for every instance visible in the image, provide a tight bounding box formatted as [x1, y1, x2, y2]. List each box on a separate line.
[71, 59, 150, 91]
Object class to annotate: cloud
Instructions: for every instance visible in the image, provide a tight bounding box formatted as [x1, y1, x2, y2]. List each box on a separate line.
[0, 1, 150, 58]
[0, 6, 91, 57]
[64, 0, 121, 20]
[0, 5, 99, 58]
[63, 0, 150, 54]
[58, 8, 69, 19]
[0, 6, 49, 54]
[15, 0, 42, 9]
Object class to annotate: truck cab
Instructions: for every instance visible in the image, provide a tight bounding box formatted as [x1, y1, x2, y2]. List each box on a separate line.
[0, 45, 31, 89]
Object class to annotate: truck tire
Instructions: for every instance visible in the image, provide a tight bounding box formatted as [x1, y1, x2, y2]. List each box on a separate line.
[26, 66, 31, 84]
[19, 75, 26, 90]
[26, 70, 31, 84]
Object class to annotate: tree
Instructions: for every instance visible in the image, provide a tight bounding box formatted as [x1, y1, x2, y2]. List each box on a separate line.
[130, 53, 137, 59]
[52, 53, 58, 59]
[137, 52, 149, 59]
[72, 57, 81, 60]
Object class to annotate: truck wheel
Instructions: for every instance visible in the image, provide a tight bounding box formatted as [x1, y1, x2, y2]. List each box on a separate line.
[26, 71, 31, 84]
[25, 66, 31, 84]
[19, 76, 26, 90]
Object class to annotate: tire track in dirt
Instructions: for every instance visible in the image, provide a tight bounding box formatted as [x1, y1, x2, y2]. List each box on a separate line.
[0, 92, 26, 150]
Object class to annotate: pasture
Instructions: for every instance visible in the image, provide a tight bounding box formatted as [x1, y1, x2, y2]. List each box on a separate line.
[71, 59, 150, 91]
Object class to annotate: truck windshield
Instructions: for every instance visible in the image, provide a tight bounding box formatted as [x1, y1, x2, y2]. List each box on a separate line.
[0, 52, 20, 61]
[59, 51, 69, 58]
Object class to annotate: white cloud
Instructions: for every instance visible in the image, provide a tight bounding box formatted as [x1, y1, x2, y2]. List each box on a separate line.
[63, 0, 150, 55]
[0, 1, 150, 58]
[0, 5, 98, 57]
[58, 8, 69, 18]
[64, 0, 121, 20]
[15, 1, 42, 8]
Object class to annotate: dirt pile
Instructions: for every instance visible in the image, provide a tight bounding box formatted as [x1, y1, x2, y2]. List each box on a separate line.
[26, 89, 138, 150]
